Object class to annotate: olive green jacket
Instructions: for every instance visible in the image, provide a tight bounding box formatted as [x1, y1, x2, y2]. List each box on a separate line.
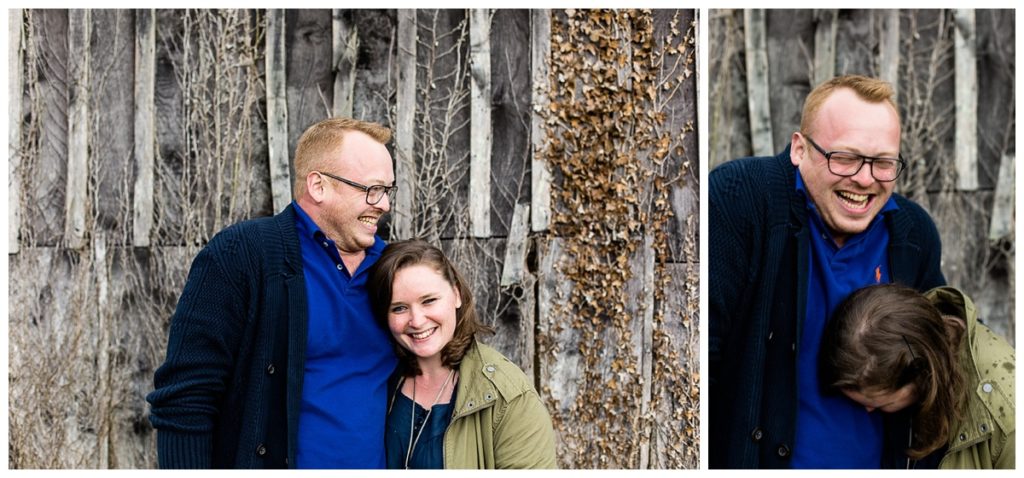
[924, 287, 1015, 469]
[442, 341, 558, 469]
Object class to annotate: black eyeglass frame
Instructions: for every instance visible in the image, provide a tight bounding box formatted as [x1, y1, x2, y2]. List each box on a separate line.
[317, 171, 396, 205]
[804, 135, 907, 182]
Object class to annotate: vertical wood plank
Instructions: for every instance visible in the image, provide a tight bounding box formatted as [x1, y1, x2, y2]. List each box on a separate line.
[132, 9, 156, 247]
[66, 10, 90, 249]
[954, 9, 978, 191]
[877, 10, 900, 103]
[743, 9, 773, 156]
[9, 9, 24, 254]
[332, 9, 358, 118]
[266, 9, 291, 212]
[530, 9, 551, 232]
[989, 154, 1014, 240]
[488, 10, 531, 238]
[93, 232, 111, 468]
[470, 9, 492, 238]
[395, 9, 417, 239]
[813, 9, 837, 86]
[500, 203, 530, 287]
[638, 234, 655, 469]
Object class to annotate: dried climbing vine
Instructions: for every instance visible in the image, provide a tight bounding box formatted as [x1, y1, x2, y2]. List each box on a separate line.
[539, 9, 696, 468]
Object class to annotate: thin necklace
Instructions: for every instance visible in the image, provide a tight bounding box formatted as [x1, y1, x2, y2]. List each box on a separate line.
[404, 367, 456, 469]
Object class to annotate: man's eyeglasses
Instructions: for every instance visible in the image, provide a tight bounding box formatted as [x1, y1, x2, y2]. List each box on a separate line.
[804, 135, 906, 182]
[317, 171, 396, 205]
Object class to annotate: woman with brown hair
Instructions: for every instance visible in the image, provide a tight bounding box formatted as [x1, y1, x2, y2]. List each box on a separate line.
[367, 239, 557, 469]
[819, 284, 1014, 469]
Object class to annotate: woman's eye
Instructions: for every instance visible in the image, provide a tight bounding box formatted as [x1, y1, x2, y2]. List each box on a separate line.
[422, 297, 437, 305]
[390, 305, 407, 314]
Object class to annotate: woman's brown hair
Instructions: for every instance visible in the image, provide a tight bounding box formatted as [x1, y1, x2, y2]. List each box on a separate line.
[367, 239, 493, 376]
[819, 284, 966, 459]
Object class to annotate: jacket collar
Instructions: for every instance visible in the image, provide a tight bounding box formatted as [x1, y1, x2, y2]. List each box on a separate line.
[451, 341, 501, 419]
[923, 287, 1013, 452]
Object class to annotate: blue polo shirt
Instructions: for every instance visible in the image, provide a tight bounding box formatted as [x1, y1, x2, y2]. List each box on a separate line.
[790, 171, 899, 469]
[293, 202, 397, 468]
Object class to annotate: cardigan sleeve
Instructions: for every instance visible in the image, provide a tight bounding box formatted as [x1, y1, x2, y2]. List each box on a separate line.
[708, 159, 758, 391]
[146, 230, 250, 468]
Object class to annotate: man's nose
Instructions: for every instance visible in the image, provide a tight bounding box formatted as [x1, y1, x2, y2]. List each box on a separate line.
[376, 192, 392, 212]
[850, 161, 877, 186]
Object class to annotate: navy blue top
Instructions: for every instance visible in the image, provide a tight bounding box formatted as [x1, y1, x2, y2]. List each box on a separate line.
[293, 202, 396, 468]
[791, 170, 898, 468]
[386, 384, 457, 469]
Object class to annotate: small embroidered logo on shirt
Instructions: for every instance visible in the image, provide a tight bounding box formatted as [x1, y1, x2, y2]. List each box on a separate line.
[875, 265, 882, 283]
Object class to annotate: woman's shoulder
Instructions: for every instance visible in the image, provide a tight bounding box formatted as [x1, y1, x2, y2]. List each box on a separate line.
[462, 341, 536, 402]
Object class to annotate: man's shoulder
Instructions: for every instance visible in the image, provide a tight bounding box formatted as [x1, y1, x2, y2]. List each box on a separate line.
[205, 207, 297, 257]
[710, 149, 793, 198]
[888, 193, 940, 239]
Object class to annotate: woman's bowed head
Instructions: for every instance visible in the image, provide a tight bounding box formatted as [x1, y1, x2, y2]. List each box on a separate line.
[819, 283, 1015, 469]
[367, 239, 558, 469]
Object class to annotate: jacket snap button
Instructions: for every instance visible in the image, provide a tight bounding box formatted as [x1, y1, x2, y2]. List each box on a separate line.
[750, 428, 763, 442]
[980, 424, 988, 433]
[485, 393, 493, 401]
[959, 433, 967, 441]
[267, 363, 275, 375]
[777, 444, 790, 458]
[256, 444, 267, 456]
[486, 365, 495, 373]
[982, 383, 993, 393]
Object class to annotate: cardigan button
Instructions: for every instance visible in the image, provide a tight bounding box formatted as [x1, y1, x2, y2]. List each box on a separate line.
[267, 363, 275, 375]
[750, 427, 763, 442]
[776, 444, 791, 458]
[256, 444, 267, 456]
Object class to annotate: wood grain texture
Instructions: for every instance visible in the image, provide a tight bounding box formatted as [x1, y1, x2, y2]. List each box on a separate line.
[743, 9, 773, 156]
[530, 9, 551, 232]
[133, 9, 156, 247]
[66, 10, 90, 249]
[394, 9, 416, 239]
[469, 9, 492, 238]
[954, 9, 978, 191]
[266, 9, 291, 211]
[10, 9, 25, 253]
[332, 9, 358, 118]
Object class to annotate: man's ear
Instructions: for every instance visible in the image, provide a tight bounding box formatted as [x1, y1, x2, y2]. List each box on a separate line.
[790, 132, 806, 167]
[307, 172, 327, 202]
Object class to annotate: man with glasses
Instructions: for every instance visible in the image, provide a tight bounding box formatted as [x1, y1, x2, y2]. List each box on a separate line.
[709, 75, 945, 469]
[148, 118, 399, 468]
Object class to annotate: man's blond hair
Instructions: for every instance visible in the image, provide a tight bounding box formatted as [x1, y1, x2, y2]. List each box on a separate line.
[293, 117, 392, 197]
[800, 75, 900, 135]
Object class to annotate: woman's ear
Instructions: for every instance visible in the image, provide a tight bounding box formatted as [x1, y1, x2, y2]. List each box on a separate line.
[453, 285, 462, 310]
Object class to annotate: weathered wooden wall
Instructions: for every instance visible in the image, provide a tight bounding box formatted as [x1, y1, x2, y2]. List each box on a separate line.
[8, 8, 698, 469]
[709, 9, 1015, 345]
